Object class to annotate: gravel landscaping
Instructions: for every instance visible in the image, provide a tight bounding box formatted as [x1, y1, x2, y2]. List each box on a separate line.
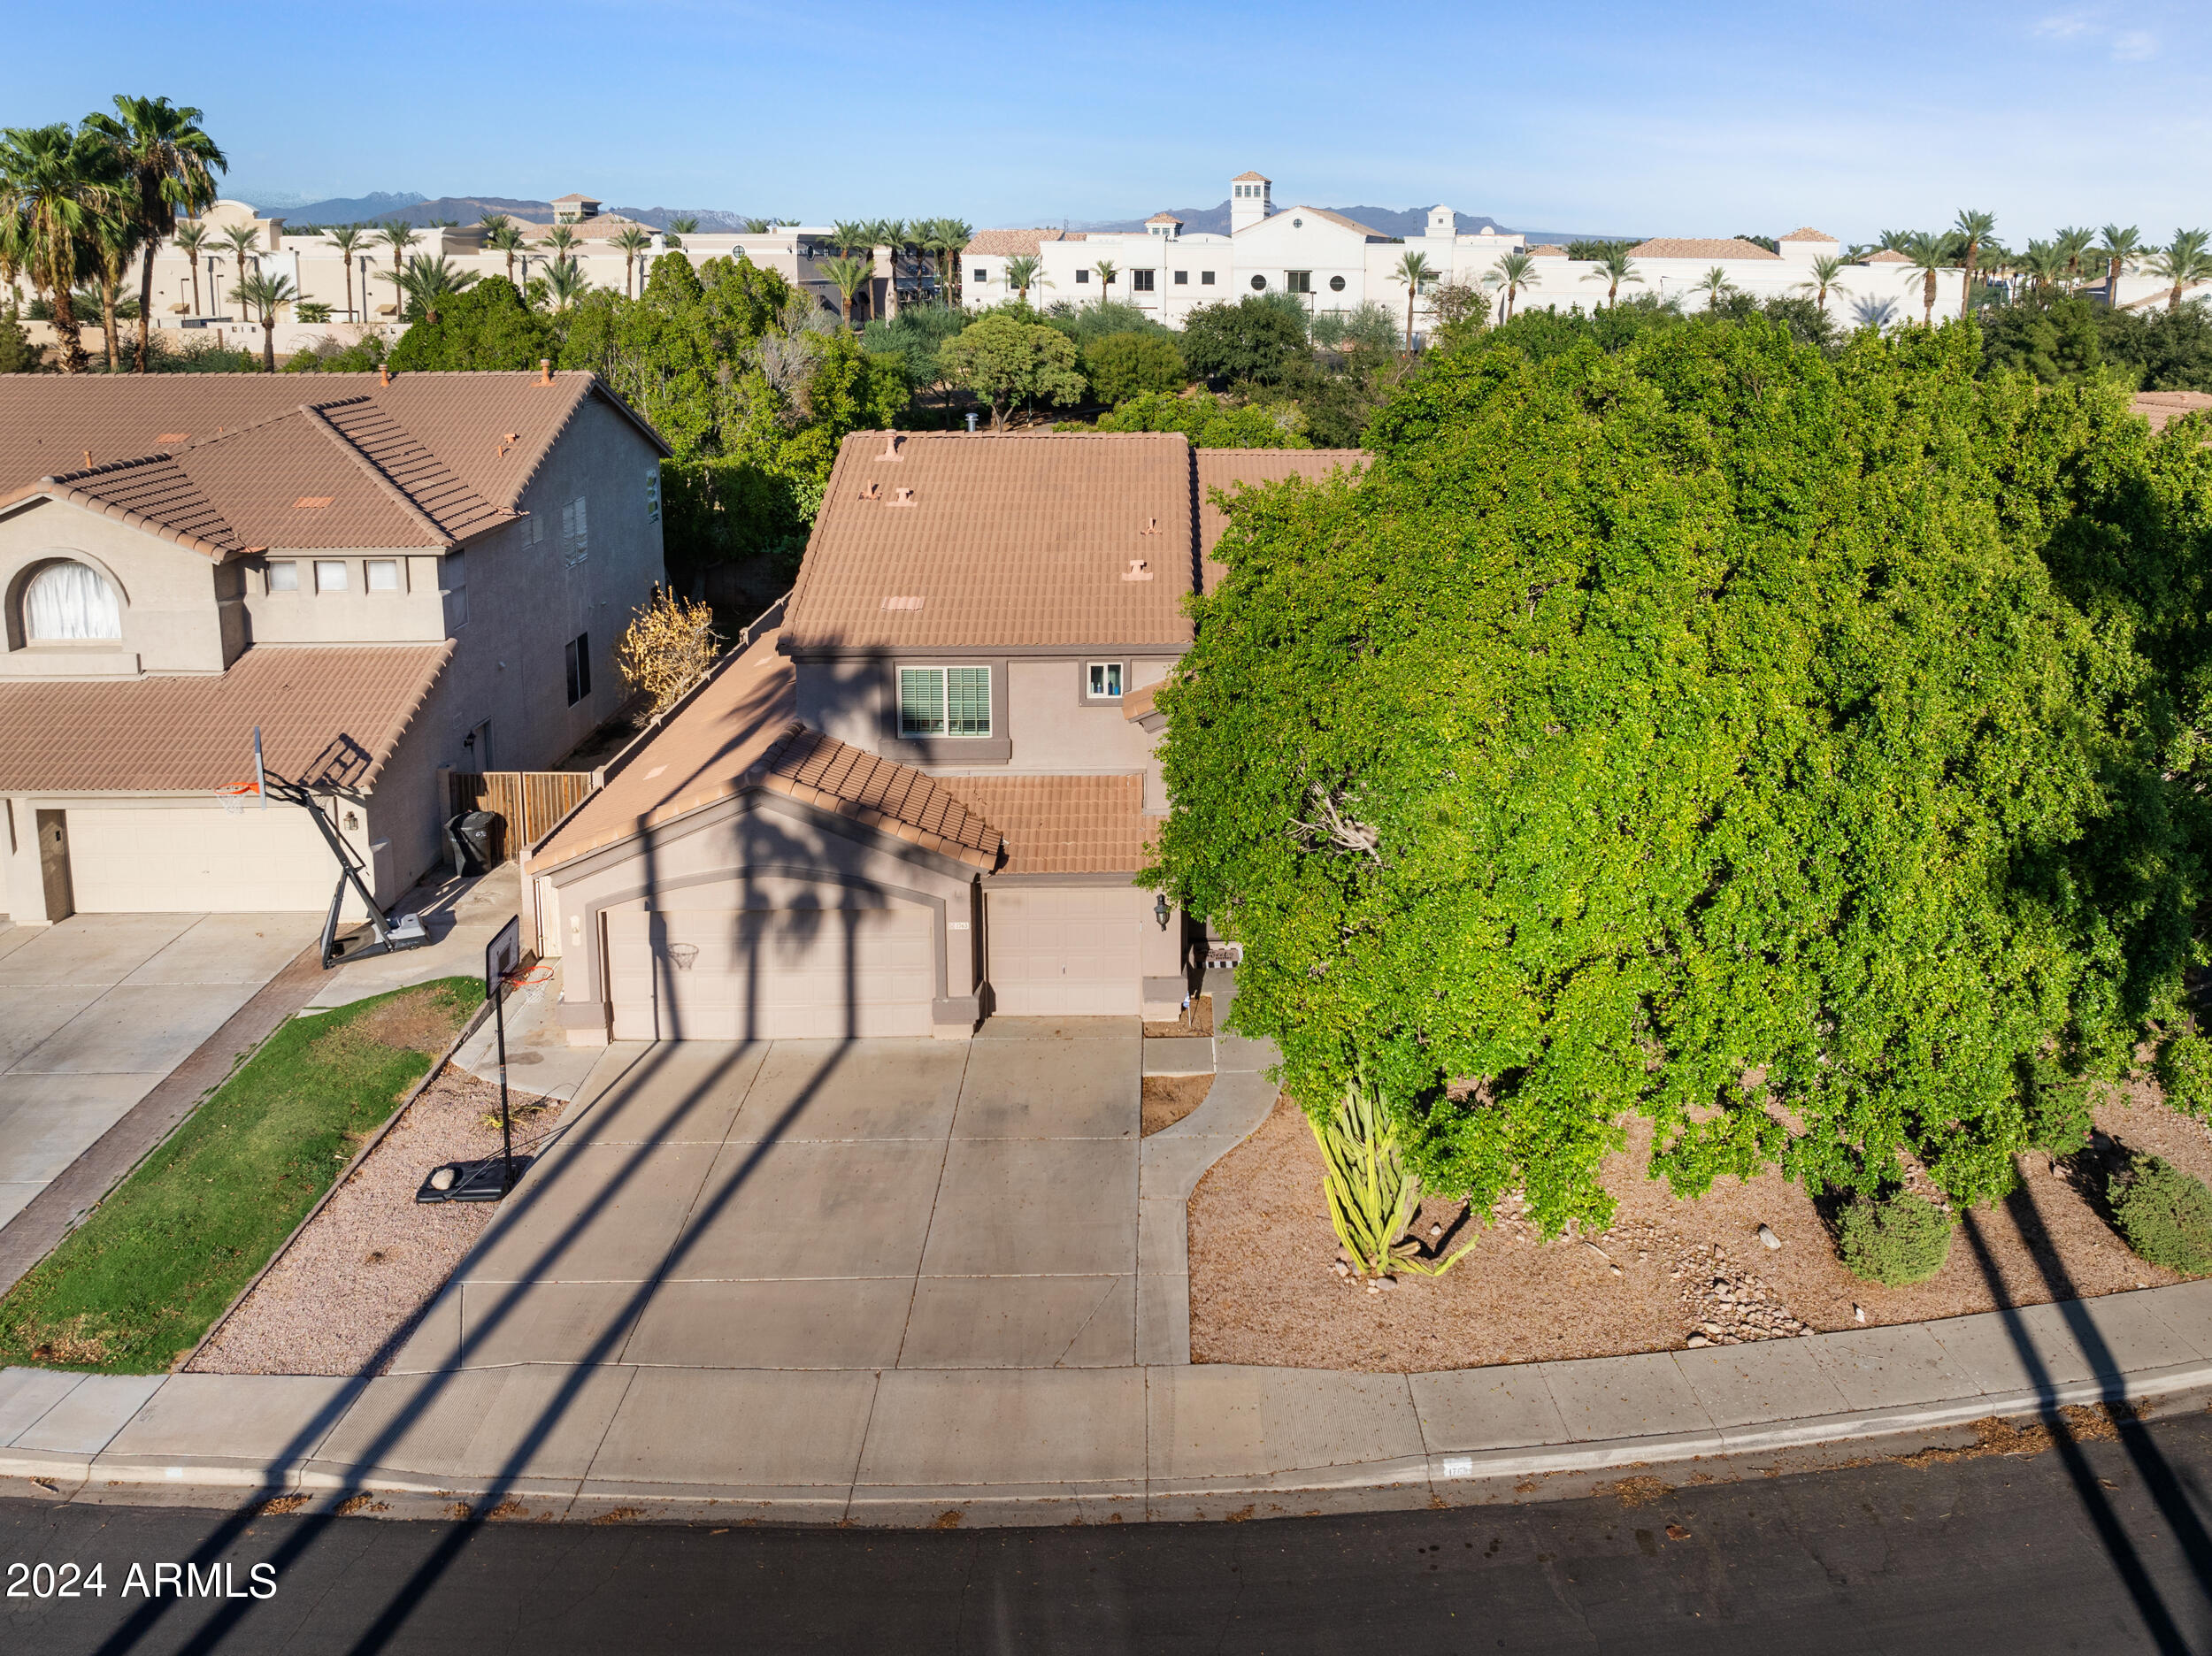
[1188, 1082, 2212, 1373]
[191, 1067, 563, 1377]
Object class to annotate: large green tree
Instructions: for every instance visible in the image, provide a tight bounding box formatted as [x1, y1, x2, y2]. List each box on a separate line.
[1081, 330, 1185, 404]
[1179, 294, 1308, 387]
[386, 275, 551, 372]
[1148, 318, 2212, 1234]
[938, 311, 1083, 428]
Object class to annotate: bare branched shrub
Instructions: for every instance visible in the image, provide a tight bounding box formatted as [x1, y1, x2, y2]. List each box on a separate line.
[617, 587, 721, 718]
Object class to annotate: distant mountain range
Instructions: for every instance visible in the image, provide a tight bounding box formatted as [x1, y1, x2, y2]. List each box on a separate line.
[1075, 202, 1622, 243]
[242, 191, 757, 230]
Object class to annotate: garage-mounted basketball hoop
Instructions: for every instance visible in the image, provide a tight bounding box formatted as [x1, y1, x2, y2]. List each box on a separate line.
[227, 725, 427, 968]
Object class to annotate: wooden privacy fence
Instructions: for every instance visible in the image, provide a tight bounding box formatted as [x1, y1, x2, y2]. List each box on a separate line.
[447, 770, 597, 859]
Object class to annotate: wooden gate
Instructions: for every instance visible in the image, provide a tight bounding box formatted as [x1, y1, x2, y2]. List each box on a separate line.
[447, 770, 596, 859]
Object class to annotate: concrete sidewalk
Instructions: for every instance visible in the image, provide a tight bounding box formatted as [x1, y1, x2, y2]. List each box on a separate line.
[5, 1284, 2212, 1525]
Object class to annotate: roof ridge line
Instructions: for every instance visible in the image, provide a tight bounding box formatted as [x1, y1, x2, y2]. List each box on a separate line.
[298, 403, 457, 549]
[14, 471, 241, 561]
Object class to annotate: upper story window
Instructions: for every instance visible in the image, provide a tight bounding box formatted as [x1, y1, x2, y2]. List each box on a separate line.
[1201, 271, 1216, 285]
[444, 548, 469, 627]
[366, 558, 401, 592]
[1087, 662, 1124, 700]
[1286, 271, 1312, 294]
[1133, 270, 1156, 292]
[314, 559, 348, 593]
[265, 559, 299, 593]
[900, 665, 991, 738]
[24, 560, 120, 640]
[972, 265, 988, 284]
[562, 496, 589, 565]
[1075, 268, 1091, 284]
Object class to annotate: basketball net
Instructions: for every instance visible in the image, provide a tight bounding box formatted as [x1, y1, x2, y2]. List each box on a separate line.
[219, 781, 261, 816]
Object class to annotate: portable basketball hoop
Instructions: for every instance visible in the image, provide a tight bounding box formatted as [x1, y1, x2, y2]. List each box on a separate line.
[227, 726, 427, 970]
[417, 915, 531, 1204]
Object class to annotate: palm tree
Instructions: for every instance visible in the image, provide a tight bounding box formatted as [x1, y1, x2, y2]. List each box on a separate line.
[1895, 231, 1951, 325]
[219, 221, 261, 318]
[610, 226, 652, 298]
[741, 217, 773, 235]
[82, 96, 225, 372]
[231, 270, 296, 369]
[2146, 229, 2212, 313]
[2017, 239, 2065, 294]
[1692, 265, 1736, 309]
[926, 217, 972, 303]
[539, 223, 577, 257]
[374, 219, 419, 316]
[173, 218, 211, 314]
[0, 124, 126, 373]
[1485, 249, 1535, 321]
[1948, 209, 1995, 318]
[465, 218, 515, 288]
[317, 224, 367, 324]
[2055, 226, 2096, 290]
[816, 253, 873, 326]
[830, 219, 866, 257]
[1578, 247, 1641, 310]
[1001, 254, 1041, 304]
[1793, 253, 1850, 314]
[1091, 257, 1118, 306]
[540, 256, 588, 313]
[1392, 249, 1438, 347]
[664, 215, 697, 250]
[380, 253, 480, 324]
[89, 205, 142, 370]
[2097, 224, 2144, 309]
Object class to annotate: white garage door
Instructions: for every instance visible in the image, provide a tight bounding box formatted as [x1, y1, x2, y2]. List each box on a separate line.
[64, 806, 337, 913]
[605, 907, 936, 1041]
[987, 886, 1141, 1016]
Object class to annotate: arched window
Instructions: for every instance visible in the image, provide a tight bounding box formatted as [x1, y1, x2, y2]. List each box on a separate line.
[24, 561, 121, 640]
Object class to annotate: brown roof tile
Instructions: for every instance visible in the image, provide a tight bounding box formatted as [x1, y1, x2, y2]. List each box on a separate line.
[749, 725, 1003, 869]
[0, 643, 449, 794]
[941, 773, 1153, 875]
[1862, 249, 1912, 263]
[1121, 681, 1159, 723]
[0, 372, 665, 556]
[1232, 172, 1271, 183]
[962, 229, 1087, 258]
[1781, 226, 1839, 242]
[2135, 391, 2212, 434]
[1196, 448, 1370, 594]
[783, 432, 1200, 651]
[1529, 244, 1569, 257]
[1626, 237, 1783, 261]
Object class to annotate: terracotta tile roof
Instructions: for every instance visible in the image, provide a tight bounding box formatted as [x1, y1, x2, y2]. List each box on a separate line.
[2135, 391, 2212, 434]
[533, 632, 798, 868]
[1232, 172, 1271, 183]
[962, 229, 1087, 258]
[782, 432, 1199, 650]
[0, 372, 668, 556]
[1529, 244, 1569, 257]
[1196, 448, 1371, 594]
[942, 773, 1155, 875]
[0, 643, 449, 794]
[1862, 249, 1912, 263]
[1121, 681, 1159, 723]
[749, 725, 1003, 870]
[1626, 237, 1783, 261]
[1781, 226, 1839, 242]
[1146, 213, 1185, 226]
[1300, 207, 1389, 240]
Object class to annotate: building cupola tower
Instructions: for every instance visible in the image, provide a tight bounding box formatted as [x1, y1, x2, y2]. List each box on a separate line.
[1230, 171, 1271, 235]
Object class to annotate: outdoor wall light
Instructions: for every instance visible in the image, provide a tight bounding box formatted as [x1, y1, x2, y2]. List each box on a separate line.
[342, 811, 359, 831]
[1155, 893, 1171, 931]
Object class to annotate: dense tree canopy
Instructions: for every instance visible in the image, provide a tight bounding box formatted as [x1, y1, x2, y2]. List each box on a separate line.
[1081, 331, 1187, 405]
[1094, 388, 1308, 447]
[385, 276, 550, 372]
[1179, 295, 1311, 387]
[1150, 317, 2212, 1234]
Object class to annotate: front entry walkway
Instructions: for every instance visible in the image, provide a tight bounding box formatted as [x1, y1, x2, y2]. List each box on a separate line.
[391, 1018, 1149, 1375]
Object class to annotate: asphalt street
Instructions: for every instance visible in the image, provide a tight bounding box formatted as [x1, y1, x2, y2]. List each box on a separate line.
[8, 1405, 2212, 1655]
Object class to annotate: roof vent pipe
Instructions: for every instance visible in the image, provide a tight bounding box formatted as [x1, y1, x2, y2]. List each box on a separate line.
[538, 358, 553, 386]
[379, 365, 390, 387]
[964, 412, 978, 433]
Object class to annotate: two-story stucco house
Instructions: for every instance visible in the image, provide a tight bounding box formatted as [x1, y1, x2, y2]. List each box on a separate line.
[0, 370, 670, 926]
[528, 430, 1363, 1042]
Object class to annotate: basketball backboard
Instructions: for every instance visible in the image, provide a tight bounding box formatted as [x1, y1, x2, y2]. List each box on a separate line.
[486, 915, 522, 1000]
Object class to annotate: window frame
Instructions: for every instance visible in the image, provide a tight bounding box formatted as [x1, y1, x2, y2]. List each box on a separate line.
[1201, 270, 1216, 285]
[365, 558, 402, 593]
[898, 664, 993, 739]
[1084, 661, 1125, 702]
[565, 630, 592, 706]
[313, 558, 349, 594]
[1286, 270, 1312, 294]
[1172, 270, 1188, 285]
[265, 559, 299, 594]
[1132, 268, 1156, 292]
[1075, 267, 1090, 284]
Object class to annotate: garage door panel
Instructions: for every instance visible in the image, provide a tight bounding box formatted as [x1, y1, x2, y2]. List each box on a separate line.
[987, 887, 1141, 1016]
[65, 807, 336, 913]
[607, 907, 936, 1041]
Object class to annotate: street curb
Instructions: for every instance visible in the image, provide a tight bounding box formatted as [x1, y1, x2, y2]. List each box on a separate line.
[9, 1353, 2210, 1527]
[179, 993, 498, 1371]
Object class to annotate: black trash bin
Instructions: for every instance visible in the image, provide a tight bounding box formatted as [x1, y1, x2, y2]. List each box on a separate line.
[446, 809, 504, 876]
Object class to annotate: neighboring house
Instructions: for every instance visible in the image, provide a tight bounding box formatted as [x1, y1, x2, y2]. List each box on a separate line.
[528, 431, 1364, 1042]
[0, 370, 669, 925]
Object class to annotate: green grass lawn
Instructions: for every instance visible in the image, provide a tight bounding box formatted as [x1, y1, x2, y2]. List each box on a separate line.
[0, 977, 483, 1375]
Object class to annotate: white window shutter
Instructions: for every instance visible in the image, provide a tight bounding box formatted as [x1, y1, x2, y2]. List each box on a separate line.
[646, 468, 660, 521]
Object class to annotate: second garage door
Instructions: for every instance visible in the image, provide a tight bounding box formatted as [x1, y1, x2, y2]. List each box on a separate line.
[605, 907, 936, 1040]
[63, 805, 339, 913]
[987, 886, 1141, 1016]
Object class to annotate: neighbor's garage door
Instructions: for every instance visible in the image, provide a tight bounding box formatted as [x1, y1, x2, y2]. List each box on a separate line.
[64, 806, 336, 913]
[986, 887, 1141, 1016]
[605, 908, 936, 1040]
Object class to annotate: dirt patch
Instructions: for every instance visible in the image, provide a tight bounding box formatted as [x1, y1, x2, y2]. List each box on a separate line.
[1143, 1073, 1215, 1137]
[1188, 1088, 2212, 1373]
[189, 1067, 563, 1376]
[1143, 994, 1215, 1039]
[308, 985, 470, 1071]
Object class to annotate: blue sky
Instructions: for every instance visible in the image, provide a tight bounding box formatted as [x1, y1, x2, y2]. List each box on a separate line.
[10, 1, 2208, 242]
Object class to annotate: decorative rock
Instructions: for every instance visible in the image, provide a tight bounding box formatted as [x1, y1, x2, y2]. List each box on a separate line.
[430, 1166, 457, 1192]
[1758, 1223, 1782, 1250]
[1686, 1333, 1710, 1347]
[1429, 1223, 1444, 1238]
[1378, 1276, 1398, 1291]
[1854, 1304, 1867, 1323]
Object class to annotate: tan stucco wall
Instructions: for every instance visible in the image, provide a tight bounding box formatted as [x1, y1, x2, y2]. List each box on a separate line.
[0, 497, 234, 677]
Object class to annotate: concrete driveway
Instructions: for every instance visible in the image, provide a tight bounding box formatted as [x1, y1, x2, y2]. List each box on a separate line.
[0, 914, 312, 1228]
[393, 1019, 1150, 1374]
